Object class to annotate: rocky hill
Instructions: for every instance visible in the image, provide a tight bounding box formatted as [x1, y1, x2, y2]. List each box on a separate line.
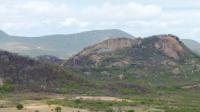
[66, 34, 186, 67]
[65, 34, 200, 90]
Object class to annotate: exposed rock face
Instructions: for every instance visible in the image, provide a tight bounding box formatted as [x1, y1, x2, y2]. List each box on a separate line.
[154, 34, 184, 59]
[78, 38, 142, 56]
[65, 34, 189, 68]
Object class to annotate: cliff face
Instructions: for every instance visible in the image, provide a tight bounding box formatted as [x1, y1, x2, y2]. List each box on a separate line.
[78, 38, 142, 56]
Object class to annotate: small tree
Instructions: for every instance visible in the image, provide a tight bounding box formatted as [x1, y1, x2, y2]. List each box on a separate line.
[16, 103, 24, 110]
[55, 106, 62, 112]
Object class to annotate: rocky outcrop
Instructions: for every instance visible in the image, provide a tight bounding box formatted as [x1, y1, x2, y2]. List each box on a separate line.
[154, 34, 184, 59]
[78, 38, 142, 56]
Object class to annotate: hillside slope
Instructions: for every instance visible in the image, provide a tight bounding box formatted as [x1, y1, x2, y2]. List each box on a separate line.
[0, 51, 88, 93]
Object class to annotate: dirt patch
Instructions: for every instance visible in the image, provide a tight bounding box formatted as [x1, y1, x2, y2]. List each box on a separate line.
[74, 96, 132, 102]
[0, 102, 90, 112]
[182, 83, 200, 89]
[113, 106, 164, 112]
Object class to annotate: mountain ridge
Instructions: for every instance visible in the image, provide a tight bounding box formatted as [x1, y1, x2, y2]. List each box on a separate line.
[0, 29, 134, 58]
[1, 29, 200, 60]
[182, 39, 200, 56]
[0, 30, 9, 37]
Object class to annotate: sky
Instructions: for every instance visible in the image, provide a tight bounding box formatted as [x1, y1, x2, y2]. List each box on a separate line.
[0, 0, 200, 41]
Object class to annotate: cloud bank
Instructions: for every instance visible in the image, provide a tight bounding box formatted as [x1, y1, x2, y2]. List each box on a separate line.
[0, 0, 199, 41]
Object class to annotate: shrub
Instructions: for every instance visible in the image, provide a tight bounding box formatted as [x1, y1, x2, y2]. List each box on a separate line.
[55, 106, 62, 112]
[0, 82, 14, 92]
[105, 108, 114, 112]
[74, 99, 81, 103]
[35, 110, 40, 112]
[126, 110, 135, 112]
[16, 103, 23, 110]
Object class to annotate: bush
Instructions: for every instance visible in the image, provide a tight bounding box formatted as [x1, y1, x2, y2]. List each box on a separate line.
[16, 103, 23, 110]
[105, 108, 114, 112]
[74, 99, 81, 103]
[35, 110, 40, 112]
[55, 106, 62, 112]
[126, 110, 135, 112]
[0, 82, 14, 92]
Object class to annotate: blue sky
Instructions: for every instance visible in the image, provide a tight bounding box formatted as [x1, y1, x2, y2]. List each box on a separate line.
[0, 0, 200, 41]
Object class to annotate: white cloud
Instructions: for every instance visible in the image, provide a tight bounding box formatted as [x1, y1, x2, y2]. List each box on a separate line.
[81, 2, 162, 20]
[16, 1, 72, 17]
[0, 0, 200, 41]
[61, 18, 89, 27]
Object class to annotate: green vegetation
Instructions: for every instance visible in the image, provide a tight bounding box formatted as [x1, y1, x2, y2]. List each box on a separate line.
[55, 106, 62, 112]
[16, 103, 23, 110]
[47, 99, 135, 111]
[0, 35, 200, 112]
[0, 82, 14, 92]
[126, 110, 135, 112]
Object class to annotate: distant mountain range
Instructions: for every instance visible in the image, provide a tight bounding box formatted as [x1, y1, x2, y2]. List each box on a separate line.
[182, 39, 200, 56]
[0, 29, 200, 59]
[0, 29, 133, 59]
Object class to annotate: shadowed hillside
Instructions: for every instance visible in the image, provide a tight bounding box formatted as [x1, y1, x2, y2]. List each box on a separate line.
[0, 51, 89, 93]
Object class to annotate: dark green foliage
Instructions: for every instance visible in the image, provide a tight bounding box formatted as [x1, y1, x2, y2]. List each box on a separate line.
[55, 106, 62, 112]
[126, 110, 135, 112]
[16, 103, 23, 110]
[0, 81, 14, 92]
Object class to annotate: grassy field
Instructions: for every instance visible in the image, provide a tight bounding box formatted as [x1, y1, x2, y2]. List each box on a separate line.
[0, 88, 200, 112]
